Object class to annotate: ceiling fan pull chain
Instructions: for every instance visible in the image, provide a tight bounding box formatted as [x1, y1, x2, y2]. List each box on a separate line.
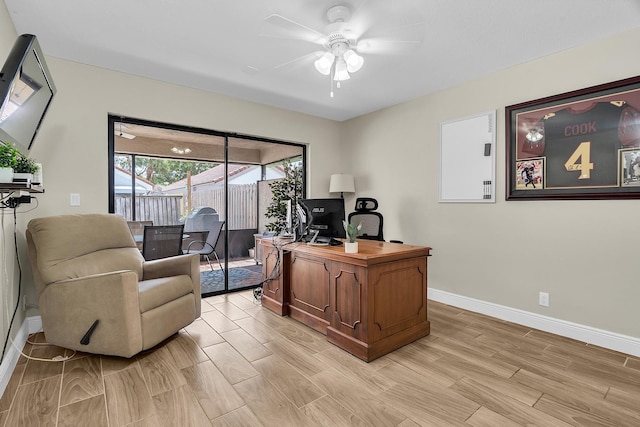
[330, 61, 335, 97]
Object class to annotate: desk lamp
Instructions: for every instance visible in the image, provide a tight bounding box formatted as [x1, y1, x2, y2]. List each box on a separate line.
[329, 174, 355, 198]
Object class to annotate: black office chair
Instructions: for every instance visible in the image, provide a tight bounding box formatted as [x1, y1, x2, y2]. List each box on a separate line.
[183, 220, 225, 272]
[348, 198, 384, 241]
[142, 224, 184, 261]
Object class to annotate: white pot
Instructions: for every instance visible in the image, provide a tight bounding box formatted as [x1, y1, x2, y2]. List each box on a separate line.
[344, 242, 358, 253]
[12, 172, 32, 183]
[33, 163, 43, 185]
[0, 167, 13, 183]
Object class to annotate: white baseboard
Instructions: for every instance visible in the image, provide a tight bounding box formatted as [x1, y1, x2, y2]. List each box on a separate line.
[428, 288, 640, 358]
[0, 315, 42, 398]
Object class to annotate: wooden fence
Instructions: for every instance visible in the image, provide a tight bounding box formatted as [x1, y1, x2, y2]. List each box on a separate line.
[191, 184, 257, 230]
[115, 183, 257, 230]
[115, 195, 183, 225]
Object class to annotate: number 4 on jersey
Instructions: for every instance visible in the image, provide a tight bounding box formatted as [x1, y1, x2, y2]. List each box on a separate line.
[564, 141, 593, 179]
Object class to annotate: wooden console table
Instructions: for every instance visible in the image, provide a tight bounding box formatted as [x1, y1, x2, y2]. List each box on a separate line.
[260, 239, 431, 362]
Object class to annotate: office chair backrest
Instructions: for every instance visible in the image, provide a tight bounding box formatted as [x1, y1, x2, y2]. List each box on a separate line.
[142, 224, 184, 260]
[354, 198, 378, 211]
[348, 197, 384, 241]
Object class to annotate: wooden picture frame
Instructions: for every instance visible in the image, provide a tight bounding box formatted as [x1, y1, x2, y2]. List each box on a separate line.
[506, 76, 640, 200]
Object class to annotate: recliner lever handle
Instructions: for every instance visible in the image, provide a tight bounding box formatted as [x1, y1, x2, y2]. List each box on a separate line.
[80, 319, 99, 345]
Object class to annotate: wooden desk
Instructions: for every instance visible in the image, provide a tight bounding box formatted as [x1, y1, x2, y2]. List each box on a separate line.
[260, 239, 431, 362]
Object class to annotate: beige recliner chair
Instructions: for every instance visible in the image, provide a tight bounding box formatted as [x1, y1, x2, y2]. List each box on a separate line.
[26, 213, 201, 358]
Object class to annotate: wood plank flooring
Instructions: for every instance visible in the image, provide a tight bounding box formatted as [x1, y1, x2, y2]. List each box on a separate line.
[1, 291, 639, 426]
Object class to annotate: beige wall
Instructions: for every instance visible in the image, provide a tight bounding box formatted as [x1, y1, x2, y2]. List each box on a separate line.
[1, 0, 639, 360]
[342, 27, 640, 339]
[0, 1, 20, 362]
[0, 2, 343, 355]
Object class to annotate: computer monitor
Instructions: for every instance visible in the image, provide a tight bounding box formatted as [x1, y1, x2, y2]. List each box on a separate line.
[298, 198, 346, 239]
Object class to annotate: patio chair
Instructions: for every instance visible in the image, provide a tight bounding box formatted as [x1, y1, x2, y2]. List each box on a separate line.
[183, 220, 224, 272]
[142, 224, 185, 261]
[26, 213, 201, 358]
[182, 230, 209, 259]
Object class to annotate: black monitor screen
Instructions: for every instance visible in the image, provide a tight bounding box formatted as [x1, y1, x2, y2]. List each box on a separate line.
[298, 198, 346, 239]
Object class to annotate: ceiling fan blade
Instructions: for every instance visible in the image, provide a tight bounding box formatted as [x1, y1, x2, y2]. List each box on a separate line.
[264, 14, 325, 44]
[356, 38, 421, 55]
[343, 0, 372, 39]
[355, 18, 425, 55]
[272, 51, 321, 70]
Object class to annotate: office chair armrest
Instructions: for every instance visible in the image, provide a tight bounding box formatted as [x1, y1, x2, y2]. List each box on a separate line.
[38, 270, 143, 357]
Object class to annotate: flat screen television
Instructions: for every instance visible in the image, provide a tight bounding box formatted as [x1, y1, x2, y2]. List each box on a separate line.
[298, 198, 346, 239]
[0, 34, 56, 155]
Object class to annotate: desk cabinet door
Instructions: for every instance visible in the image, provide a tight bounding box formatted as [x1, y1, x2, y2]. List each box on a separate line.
[331, 262, 367, 342]
[262, 244, 281, 299]
[289, 253, 332, 327]
[368, 258, 428, 342]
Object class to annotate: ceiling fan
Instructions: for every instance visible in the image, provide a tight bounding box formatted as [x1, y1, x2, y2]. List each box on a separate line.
[117, 123, 136, 139]
[264, 2, 423, 97]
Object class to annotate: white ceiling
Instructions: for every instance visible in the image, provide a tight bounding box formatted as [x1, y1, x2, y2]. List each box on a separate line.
[5, 0, 640, 121]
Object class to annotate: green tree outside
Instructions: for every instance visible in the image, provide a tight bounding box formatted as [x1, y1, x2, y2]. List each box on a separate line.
[265, 160, 303, 234]
[115, 155, 214, 185]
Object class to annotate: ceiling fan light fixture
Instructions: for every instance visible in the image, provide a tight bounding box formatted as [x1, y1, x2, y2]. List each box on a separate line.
[118, 131, 136, 139]
[314, 52, 335, 75]
[333, 58, 350, 81]
[117, 123, 136, 139]
[171, 147, 192, 155]
[343, 49, 363, 73]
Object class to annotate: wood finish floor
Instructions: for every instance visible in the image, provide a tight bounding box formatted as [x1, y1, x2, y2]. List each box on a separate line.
[1, 291, 639, 426]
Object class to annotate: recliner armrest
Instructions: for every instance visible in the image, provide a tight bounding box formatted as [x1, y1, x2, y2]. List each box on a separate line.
[142, 253, 199, 281]
[38, 270, 143, 357]
[142, 253, 201, 318]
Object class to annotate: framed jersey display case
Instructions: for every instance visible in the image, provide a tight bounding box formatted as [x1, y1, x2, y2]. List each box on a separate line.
[506, 75, 640, 200]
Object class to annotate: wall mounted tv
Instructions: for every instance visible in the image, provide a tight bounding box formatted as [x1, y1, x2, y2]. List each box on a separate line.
[0, 34, 56, 155]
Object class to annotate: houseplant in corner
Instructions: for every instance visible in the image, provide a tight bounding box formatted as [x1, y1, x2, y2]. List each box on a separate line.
[342, 220, 362, 253]
[0, 142, 19, 183]
[265, 160, 303, 236]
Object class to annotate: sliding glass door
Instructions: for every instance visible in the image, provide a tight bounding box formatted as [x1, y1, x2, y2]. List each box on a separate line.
[108, 116, 305, 296]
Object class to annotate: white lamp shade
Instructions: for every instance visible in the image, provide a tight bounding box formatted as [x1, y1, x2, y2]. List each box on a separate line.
[344, 49, 364, 73]
[314, 52, 335, 76]
[333, 58, 350, 81]
[329, 174, 355, 194]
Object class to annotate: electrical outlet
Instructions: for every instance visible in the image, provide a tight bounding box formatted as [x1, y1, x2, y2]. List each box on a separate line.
[70, 193, 81, 206]
[539, 292, 550, 307]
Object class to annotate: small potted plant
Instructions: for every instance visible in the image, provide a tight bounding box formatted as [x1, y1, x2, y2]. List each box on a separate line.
[0, 142, 19, 183]
[342, 220, 362, 253]
[13, 152, 39, 183]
